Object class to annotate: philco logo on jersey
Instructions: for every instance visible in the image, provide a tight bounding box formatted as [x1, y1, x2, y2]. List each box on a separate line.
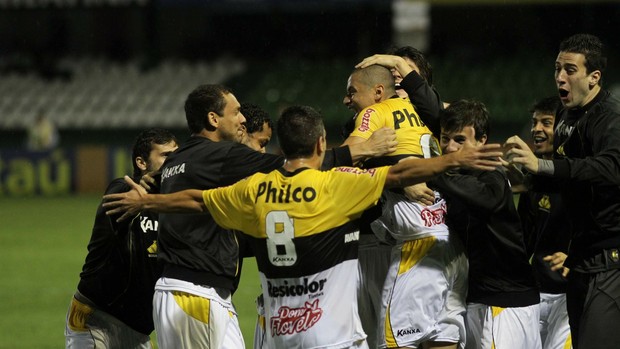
[271, 299, 323, 336]
[256, 181, 317, 203]
[267, 278, 327, 298]
[161, 163, 185, 180]
[397, 327, 421, 336]
[357, 108, 374, 132]
[392, 108, 424, 130]
[140, 216, 158, 233]
[420, 202, 446, 227]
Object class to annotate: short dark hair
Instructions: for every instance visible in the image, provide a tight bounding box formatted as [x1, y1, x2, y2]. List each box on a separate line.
[277, 106, 325, 159]
[440, 99, 490, 142]
[559, 34, 607, 80]
[132, 128, 177, 177]
[387, 45, 433, 86]
[529, 96, 561, 116]
[184, 84, 232, 134]
[352, 65, 396, 92]
[240, 102, 273, 134]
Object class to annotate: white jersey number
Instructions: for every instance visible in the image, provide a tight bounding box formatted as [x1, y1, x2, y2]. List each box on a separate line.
[265, 211, 297, 266]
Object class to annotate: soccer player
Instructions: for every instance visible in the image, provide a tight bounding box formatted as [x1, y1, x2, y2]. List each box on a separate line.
[241, 102, 273, 154]
[103, 105, 503, 348]
[505, 33, 620, 348]
[146, 84, 398, 348]
[65, 128, 178, 348]
[341, 64, 467, 349]
[516, 96, 572, 349]
[431, 100, 541, 349]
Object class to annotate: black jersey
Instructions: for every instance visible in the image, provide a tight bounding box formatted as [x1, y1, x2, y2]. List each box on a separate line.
[545, 90, 620, 270]
[157, 136, 283, 291]
[518, 190, 570, 294]
[431, 168, 539, 307]
[77, 178, 161, 335]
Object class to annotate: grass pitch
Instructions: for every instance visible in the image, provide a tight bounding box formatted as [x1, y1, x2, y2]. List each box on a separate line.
[0, 195, 261, 348]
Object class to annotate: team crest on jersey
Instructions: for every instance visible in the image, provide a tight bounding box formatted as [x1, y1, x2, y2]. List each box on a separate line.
[271, 299, 323, 336]
[420, 202, 446, 227]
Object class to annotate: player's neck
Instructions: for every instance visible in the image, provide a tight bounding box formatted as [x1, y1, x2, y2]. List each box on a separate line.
[282, 156, 321, 172]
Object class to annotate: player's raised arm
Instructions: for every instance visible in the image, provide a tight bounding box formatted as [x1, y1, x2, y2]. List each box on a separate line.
[385, 142, 503, 188]
[103, 175, 206, 221]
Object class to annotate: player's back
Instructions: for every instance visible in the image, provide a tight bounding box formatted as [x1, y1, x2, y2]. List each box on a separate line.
[203, 166, 389, 348]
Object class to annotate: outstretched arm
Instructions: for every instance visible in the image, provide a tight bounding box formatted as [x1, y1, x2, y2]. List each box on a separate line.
[386, 142, 503, 188]
[103, 176, 206, 221]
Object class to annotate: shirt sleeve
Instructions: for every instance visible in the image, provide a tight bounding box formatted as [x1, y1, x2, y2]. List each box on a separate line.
[400, 71, 443, 137]
[220, 143, 284, 186]
[348, 107, 385, 140]
[202, 179, 254, 234]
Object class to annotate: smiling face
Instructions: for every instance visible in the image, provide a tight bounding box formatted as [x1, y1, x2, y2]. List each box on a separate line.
[555, 51, 601, 108]
[215, 92, 246, 143]
[343, 73, 377, 114]
[531, 111, 555, 157]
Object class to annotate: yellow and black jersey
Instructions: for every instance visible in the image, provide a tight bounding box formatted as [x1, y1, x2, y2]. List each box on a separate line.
[350, 97, 440, 166]
[202, 166, 389, 277]
[202, 165, 389, 348]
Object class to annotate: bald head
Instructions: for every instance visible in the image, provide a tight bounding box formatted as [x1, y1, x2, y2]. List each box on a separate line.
[351, 65, 396, 95]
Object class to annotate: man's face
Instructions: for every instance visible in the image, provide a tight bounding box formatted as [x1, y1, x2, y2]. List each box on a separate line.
[216, 93, 246, 142]
[146, 141, 178, 172]
[440, 126, 483, 154]
[246, 122, 272, 153]
[531, 111, 555, 156]
[555, 51, 598, 108]
[343, 73, 376, 114]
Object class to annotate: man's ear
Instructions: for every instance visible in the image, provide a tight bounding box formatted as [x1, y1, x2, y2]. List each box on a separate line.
[207, 111, 219, 129]
[317, 135, 327, 155]
[478, 134, 488, 146]
[374, 84, 385, 102]
[589, 70, 601, 87]
[135, 156, 148, 172]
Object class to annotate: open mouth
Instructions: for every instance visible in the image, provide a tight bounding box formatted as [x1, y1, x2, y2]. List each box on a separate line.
[558, 89, 569, 98]
[533, 135, 547, 145]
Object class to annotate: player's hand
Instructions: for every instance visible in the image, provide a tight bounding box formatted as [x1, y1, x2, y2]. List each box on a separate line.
[503, 136, 539, 174]
[140, 171, 159, 193]
[363, 127, 398, 157]
[355, 54, 415, 79]
[454, 142, 503, 171]
[403, 183, 435, 206]
[103, 175, 148, 222]
[543, 252, 569, 278]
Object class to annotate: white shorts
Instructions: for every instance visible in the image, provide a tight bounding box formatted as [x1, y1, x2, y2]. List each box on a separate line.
[65, 294, 152, 349]
[539, 293, 572, 349]
[153, 277, 245, 349]
[358, 234, 393, 349]
[380, 235, 467, 348]
[465, 302, 541, 349]
[253, 293, 266, 349]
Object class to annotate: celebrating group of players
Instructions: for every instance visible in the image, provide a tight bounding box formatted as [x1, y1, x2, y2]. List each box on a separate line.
[65, 33, 620, 349]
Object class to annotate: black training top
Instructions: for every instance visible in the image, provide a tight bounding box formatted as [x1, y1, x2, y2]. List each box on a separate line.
[431, 168, 540, 307]
[77, 178, 162, 335]
[538, 90, 620, 271]
[518, 189, 570, 294]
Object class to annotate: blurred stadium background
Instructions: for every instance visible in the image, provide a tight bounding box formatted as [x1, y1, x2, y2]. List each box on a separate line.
[1, 0, 619, 347]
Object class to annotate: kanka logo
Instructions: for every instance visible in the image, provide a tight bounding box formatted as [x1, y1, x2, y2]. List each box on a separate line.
[271, 299, 323, 336]
[420, 202, 446, 227]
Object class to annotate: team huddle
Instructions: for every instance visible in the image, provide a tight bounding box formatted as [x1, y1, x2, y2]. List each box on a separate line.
[65, 33, 620, 349]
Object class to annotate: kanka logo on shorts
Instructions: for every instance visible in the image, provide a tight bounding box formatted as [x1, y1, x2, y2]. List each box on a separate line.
[271, 299, 323, 336]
